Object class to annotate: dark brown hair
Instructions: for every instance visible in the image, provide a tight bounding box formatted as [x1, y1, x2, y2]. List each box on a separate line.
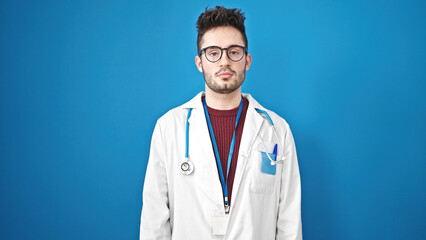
[196, 6, 247, 53]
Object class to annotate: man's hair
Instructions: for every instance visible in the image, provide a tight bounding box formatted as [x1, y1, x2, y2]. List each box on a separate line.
[196, 6, 247, 53]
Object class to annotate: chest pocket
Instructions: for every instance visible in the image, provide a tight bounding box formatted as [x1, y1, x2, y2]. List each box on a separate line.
[250, 141, 280, 195]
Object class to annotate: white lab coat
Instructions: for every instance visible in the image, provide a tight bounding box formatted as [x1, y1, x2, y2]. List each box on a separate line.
[140, 92, 302, 240]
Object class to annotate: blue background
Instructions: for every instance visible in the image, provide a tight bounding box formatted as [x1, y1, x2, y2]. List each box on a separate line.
[1, 0, 425, 239]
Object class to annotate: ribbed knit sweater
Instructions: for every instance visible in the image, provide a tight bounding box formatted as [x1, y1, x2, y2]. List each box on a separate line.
[203, 96, 249, 205]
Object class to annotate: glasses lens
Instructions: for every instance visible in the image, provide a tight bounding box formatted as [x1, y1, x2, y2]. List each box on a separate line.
[228, 46, 244, 61]
[205, 47, 221, 62]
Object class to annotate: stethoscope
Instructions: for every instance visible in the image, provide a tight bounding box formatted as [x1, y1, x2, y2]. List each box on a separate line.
[180, 104, 285, 176]
[181, 108, 195, 175]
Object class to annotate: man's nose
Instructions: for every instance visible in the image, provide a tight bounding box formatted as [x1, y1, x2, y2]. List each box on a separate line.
[219, 49, 231, 66]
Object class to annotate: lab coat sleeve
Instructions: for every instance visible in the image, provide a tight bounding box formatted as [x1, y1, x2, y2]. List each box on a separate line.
[276, 125, 303, 240]
[140, 121, 172, 240]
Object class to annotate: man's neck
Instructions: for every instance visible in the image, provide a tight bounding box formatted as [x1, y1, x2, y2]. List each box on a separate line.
[205, 87, 242, 110]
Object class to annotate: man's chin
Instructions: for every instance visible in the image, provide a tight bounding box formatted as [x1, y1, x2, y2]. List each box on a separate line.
[209, 85, 240, 94]
[204, 75, 244, 94]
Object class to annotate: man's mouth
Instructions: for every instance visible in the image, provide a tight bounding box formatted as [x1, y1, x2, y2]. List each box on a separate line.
[218, 72, 233, 78]
[216, 68, 235, 79]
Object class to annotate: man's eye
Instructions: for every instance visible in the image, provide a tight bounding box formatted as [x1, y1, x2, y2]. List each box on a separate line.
[209, 52, 219, 57]
[230, 50, 240, 55]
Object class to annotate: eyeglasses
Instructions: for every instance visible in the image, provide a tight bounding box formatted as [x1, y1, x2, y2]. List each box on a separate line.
[198, 45, 248, 63]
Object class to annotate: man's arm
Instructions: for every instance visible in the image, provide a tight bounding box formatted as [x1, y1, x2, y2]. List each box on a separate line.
[276, 125, 303, 239]
[140, 122, 171, 240]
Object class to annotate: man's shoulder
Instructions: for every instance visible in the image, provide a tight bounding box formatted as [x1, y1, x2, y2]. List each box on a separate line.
[155, 105, 186, 127]
[260, 107, 291, 133]
[265, 108, 289, 124]
[244, 93, 291, 129]
[155, 92, 203, 126]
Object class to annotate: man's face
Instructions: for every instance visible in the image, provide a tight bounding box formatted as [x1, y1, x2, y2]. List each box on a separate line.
[195, 26, 252, 94]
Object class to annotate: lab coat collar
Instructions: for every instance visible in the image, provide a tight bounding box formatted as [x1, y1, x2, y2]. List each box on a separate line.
[179, 92, 204, 109]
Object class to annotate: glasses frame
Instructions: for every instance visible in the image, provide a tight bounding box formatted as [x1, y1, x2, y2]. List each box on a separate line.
[198, 45, 248, 63]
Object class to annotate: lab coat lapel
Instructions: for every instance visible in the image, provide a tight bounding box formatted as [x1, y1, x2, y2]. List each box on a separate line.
[187, 99, 224, 205]
[231, 98, 264, 211]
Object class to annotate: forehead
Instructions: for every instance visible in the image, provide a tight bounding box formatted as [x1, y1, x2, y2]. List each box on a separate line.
[200, 26, 245, 48]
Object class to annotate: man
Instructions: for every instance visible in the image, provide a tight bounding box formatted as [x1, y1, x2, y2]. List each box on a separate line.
[140, 6, 302, 240]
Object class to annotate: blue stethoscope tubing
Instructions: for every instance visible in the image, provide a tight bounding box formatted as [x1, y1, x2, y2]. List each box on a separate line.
[255, 109, 286, 165]
[180, 108, 194, 175]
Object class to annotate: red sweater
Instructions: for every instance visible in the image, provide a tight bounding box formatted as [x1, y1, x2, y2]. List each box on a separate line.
[204, 97, 249, 205]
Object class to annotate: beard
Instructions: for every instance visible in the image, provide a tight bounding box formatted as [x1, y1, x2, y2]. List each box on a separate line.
[202, 66, 246, 94]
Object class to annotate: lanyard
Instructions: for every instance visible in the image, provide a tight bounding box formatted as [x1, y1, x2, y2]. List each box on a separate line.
[203, 98, 243, 213]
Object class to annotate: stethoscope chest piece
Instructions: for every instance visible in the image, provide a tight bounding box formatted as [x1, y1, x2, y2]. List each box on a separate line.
[180, 159, 194, 175]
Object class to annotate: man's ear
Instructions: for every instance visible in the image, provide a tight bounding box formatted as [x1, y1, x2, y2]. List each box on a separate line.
[195, 55, 203, 73]
[245, 53, 252, 71]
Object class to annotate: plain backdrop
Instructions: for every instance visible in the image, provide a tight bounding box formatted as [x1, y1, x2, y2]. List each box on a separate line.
[1, 0, 425, 239]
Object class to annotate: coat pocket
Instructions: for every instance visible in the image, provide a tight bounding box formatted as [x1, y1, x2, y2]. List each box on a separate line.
[250, 141, 278, 195]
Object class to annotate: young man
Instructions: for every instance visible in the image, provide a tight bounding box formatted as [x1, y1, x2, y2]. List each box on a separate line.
[140, 6, 302, 240]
